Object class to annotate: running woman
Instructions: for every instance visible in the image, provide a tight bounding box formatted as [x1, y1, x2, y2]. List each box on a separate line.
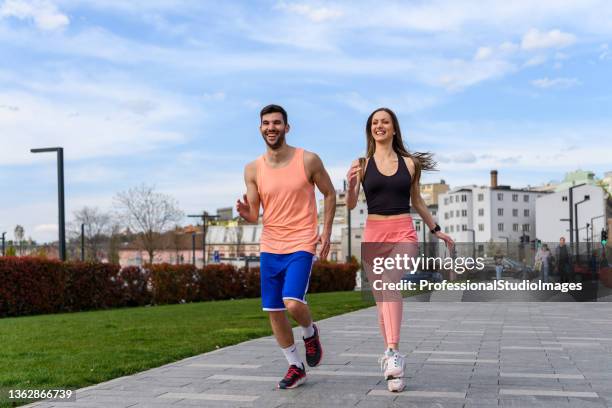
[237, 104, 336, 389]
[345, 107, 454, 392]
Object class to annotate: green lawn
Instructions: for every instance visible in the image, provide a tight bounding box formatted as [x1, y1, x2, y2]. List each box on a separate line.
[0, 291, 373, 407]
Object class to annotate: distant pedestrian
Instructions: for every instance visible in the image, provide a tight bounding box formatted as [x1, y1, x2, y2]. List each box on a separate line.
[494, 253, 504, 280]
[555, 237, 572, 283]
[536, 244, 552, 283]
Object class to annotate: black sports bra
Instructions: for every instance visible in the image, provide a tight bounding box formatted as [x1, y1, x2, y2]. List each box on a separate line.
[362, 153, 412, 215]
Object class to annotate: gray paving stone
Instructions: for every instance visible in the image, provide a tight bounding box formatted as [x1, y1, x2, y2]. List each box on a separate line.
[22, 302, 612, 408]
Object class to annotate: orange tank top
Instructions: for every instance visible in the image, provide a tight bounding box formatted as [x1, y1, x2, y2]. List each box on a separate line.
[257, 148, 319, 254]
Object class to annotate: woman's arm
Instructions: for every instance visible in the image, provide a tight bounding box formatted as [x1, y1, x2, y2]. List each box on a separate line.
[345, 159, 362, 210]
[406, 156, 454, 247]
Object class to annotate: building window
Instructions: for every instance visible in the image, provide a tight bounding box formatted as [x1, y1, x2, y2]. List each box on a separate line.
[444, 212, 449, 219]
[478, 224, 484, 231]
[523, 224, 530, 232]
[449, 212, 453, 218]
[331, 252, 337, 261]
[461, 209, 467, 217]
[450, 196, 454, 203]
[497, 208, 503, 216]
[478, 208, 484, 216]
[562, 196, 568, 202]
[450, 225, 454, 232]
[444, 227, 449, 233]
[456, 224, 460, 231]
[497, 193, 503, 201]
[455, 210, 460, 217]
[462, 224, 467, 231]
[512, 194, 518, 201]
[444, 198, 448, 205]
[513, 223, 519, 231]
[478, 193, 484, 201]
[416, 223, 420, 231]
[523, 195, 529, 202]
[432, 210, 437, 216]
[461, 194, 467, 202]
[512, 209, 518, 217]
[524, 209, 530, 217]
[359, 209, 364, 214]
[498, 223, 504, 231]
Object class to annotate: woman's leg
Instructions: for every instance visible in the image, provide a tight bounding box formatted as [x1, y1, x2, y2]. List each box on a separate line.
[379, 300, 403, 349]
[376, 302, 388, 349]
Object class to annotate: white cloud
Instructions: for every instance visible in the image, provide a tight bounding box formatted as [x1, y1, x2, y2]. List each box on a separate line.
[0, 72, 193, 165]
[530, 77, 580, 89]
[34, 223, 58, 233]
[202, 91, 226, 101]
[521, 28, 576, 50]
[600, 43, 612, 60]
[0, 0, 69, 30]
[474, 47, 493, 60]
[275, 1, 343, 22]
[523, 55, 547, 67]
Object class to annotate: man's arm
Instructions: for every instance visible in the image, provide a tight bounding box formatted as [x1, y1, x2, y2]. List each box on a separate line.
[305, 151, 336, 260]
[236, 161, 261, 223]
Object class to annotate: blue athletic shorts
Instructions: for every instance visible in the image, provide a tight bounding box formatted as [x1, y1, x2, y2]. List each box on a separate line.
[260, 251, 314, 311]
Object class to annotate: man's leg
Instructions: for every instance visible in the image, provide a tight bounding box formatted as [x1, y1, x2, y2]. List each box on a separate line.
[261, 252, 307, 389]
[282, 251, 322, 367]
[269, 310, 295, 348]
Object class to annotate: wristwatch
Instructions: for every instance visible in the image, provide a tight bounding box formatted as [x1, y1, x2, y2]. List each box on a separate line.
[430, 224, 441, 234]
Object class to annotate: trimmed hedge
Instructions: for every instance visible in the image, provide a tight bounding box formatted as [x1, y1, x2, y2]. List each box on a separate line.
[0, 257, 359, 317]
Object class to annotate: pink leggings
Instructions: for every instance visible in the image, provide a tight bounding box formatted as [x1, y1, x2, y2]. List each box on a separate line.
[363, 217, 418, 347]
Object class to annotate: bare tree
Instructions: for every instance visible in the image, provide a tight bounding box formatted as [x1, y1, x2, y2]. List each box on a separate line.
[114, 184, 184, 263]
[71, 206, 112, 261]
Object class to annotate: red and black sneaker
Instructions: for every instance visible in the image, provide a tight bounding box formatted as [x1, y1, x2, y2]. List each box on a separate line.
[303, 324, 323, 367]
[277, 364, 306, 389]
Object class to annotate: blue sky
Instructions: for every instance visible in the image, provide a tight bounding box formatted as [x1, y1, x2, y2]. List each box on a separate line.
[1, 0, 612, 243]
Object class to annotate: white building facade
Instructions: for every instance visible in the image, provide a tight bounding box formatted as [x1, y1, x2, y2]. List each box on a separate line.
[535, 184, 607, 246]
[438, 185, 544, 243]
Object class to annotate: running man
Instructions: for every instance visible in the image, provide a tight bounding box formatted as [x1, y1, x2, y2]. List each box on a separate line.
[236, 104, 336, 389]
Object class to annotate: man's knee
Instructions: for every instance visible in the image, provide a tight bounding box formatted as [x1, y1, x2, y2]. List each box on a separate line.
[283, 299, 306, 316]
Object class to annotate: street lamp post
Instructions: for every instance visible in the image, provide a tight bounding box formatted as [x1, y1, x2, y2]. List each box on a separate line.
[575, 195, 590, 261]
[466, 228, 476, 259]
[31, 147, 66, 261]
[191, 232, 196, 266]
[568, 183, 586, 257]
[591, 215, 605, 250]
[188, 212, 220, 267]
[499, 236, 510, 256]
[80, 223, 85, 261]
[347, 199, 352, 262]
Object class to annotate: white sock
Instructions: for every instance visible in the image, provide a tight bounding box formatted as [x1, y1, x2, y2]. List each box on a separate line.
[302, 323, 315, 339]
[282, 344, 304, 368]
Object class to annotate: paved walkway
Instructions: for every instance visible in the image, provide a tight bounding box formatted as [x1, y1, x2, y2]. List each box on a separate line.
[27, 297, 612, 408]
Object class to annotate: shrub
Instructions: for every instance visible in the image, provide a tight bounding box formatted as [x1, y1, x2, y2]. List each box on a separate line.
[0, 257, 358, 317]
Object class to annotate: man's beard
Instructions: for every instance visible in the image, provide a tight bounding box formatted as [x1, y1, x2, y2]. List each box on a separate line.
[262, 131, 285, 150]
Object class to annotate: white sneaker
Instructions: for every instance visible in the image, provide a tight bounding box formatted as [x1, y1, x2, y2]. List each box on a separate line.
[384, 351, 405, 380]
[378, 354, 389, 377]
[387, 377, 405, 392]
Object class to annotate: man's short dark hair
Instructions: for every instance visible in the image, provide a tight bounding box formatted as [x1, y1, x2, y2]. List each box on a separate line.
[260, 104, 287, 124]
